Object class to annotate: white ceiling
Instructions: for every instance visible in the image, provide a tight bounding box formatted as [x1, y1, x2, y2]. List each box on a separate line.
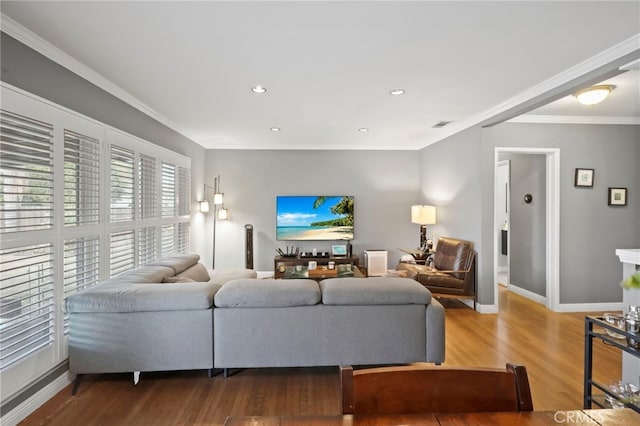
[1, 1, 639, 150]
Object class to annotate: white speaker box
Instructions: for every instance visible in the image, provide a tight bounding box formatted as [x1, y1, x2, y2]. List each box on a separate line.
[365, 250, 388, 277]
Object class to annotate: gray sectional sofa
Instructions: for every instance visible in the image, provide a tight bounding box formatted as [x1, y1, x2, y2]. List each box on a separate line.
[66, 254, 445, 390]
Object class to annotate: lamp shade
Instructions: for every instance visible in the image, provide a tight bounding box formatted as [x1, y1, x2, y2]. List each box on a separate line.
[217, 207, 229, 220]
[213, 193, 224, 205]
[199, 200, 210, 213]
[411, 205, 436, 225]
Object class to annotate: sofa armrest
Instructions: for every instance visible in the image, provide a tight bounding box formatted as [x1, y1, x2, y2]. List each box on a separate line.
[425, 298, 445, 363]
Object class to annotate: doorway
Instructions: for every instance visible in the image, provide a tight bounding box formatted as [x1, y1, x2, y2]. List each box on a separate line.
[493, 148, 560, 311]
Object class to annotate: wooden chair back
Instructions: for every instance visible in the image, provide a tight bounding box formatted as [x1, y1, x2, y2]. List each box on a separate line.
[340, 363, 533, 415]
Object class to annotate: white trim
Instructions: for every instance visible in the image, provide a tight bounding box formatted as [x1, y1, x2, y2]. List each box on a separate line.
[0, 371, 74, 426]
[553, 302, 624, 313]
[493, 147, 561, 313]
[423, 33, 640, 148]
[0, 13, 198, 147]
[476, 303, 498, 314]
[509, 115, 640, 125]
[507, 285, 546, 306]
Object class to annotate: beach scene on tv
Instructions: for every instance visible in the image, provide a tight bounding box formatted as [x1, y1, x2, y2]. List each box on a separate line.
[276, 196, 354, 240]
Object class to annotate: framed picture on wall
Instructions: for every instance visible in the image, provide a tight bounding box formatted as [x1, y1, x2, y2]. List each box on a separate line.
[574, 168, 594, 187]
[608, 187, 627, 206]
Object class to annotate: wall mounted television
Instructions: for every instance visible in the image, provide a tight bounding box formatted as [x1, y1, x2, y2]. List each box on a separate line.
[276, 196, 354, 241]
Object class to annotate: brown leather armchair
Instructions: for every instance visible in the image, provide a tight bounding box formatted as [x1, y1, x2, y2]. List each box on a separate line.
[397, 236, 476, 309]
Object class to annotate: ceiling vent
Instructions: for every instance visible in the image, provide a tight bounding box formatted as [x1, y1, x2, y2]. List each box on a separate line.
[432, 121, 453, 128]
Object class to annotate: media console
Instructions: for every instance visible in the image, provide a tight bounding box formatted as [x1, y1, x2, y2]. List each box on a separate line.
[274, 255, 360, 279]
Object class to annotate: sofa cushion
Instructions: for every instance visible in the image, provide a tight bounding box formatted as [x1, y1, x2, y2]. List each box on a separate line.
[162, 276, 196, 283]
[320, 277, 431, 305]
[209, 268, 258, 285]
[215, 279, 320, 308]
[145, 254, 200, 274]
[177, 263, 210, 282]
[108, 266, 175, 284]
[66, 282, 221, 313]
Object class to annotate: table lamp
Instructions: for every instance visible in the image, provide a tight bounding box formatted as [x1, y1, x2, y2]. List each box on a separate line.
[411, 205, 436, 251]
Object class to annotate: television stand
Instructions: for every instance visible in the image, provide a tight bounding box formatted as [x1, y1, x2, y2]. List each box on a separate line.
[274, 255, 359, 279]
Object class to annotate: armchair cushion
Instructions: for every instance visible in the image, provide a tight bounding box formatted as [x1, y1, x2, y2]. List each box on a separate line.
[433, 237, 474, 279]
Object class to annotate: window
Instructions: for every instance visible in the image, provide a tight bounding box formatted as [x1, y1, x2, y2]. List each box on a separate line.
[1, 84, 191, 400]
[63, 237, 99, 333]
[64, 130, 100, 226]
[177, 166, 190, 216]
[110, 145, 134, 223]
[161, 224, 175, 256]
[161, 162, 175, 218]
[139, 153, 157, 220]
[110, 231, 135, 277]
[177, 222, 190, 253]
[138, 226, 157, 265]
[0, 244, 55, 370]
[0, 110, 54, 233]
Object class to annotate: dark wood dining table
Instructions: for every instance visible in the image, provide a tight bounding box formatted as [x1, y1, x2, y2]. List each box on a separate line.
[224, 408, 638, 425]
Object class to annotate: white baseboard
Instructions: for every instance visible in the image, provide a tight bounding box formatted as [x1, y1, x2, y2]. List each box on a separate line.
[476, 303, 498, 314]
[553, 302, 624, 313]
[1, 371, 74, 426]
[508, 284, 546, 305]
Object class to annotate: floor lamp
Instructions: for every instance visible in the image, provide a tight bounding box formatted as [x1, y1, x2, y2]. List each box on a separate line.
[200, 175, 229, 269]
[411, 205, 436, 251]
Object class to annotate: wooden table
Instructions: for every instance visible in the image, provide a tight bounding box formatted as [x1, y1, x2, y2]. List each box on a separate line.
[224, 408, 639, 425]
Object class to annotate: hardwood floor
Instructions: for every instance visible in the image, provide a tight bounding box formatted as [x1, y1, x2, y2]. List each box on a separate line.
[19, 288, 620, 425]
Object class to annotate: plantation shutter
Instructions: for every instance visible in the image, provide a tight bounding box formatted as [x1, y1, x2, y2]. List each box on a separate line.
[110, 145, 134, 222]
[138, 153, 156, 220]
[161, 224, 175, 256]
[63, 237, 100, 333]
[64, 130, 100, 226]
[0, 244, 55, 369]
[138, 226, 157, 265]
[161, 162, 175, 218]
[177, 166, 190, 216]
[0, 110, 54, 233]
[109, 231, 135, 276]
[177, 222, 190, 254]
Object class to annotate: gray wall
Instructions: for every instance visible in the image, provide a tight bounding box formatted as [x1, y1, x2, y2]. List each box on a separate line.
[418, 127, 486, 300]
[199, 150, 421, 271]
[506, 154, 547, 297]
[483, 123, 640, 304]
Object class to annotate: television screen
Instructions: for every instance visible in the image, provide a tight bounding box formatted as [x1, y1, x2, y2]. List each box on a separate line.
[276, 196, 354, 241]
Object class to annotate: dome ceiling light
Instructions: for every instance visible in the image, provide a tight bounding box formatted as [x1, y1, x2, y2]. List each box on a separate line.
[574, 85, 615, 106]
[251, 85, 267, 94]
[389, 89, 405, 96]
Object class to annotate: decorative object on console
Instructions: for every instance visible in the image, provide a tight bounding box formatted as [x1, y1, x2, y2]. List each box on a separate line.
[411, 205, 436, 251]
[202, 175, 229, 268]
[608, 187, 628, 206]
[574, 168, 594, 187]
[276, 246, 299, 257]
[332, 244, 347, 256]
[276, 195, 354, 241]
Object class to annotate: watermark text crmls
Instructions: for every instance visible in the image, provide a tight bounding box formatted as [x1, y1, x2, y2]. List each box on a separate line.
[553, 410, 606, 424]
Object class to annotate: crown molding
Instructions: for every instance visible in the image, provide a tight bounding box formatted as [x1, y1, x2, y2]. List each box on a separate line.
[508, 115, 640, 125]
[0, 13, 201, 146]
[420, 33, 640, 148]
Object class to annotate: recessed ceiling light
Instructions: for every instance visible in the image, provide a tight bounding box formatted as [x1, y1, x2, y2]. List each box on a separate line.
[270, 127, 281, 132]
[389, 89, 405, 96]
[251, 86, 267, 94]
[358, 128, 369, 132]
